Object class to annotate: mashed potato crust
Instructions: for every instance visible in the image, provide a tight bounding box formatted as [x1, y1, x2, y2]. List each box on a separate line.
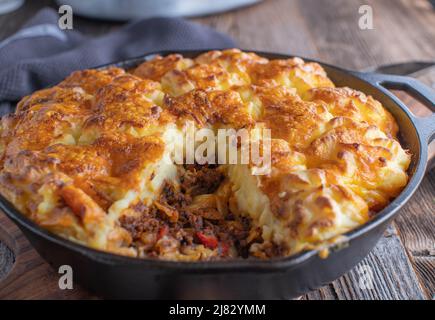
[0, 49, 410, 260]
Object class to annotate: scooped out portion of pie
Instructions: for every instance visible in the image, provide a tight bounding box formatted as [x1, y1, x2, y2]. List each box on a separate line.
[0, 49, 410, 260]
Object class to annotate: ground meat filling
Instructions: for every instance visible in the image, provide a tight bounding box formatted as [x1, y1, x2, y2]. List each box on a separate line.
[179, 164, 225, 196]
[119, 165, 259, 259]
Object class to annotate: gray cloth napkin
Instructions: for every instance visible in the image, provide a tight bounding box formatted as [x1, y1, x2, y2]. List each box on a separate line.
[0, 8, 235, 105]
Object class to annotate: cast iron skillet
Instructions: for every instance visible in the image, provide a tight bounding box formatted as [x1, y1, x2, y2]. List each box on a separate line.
[0, 50, 434, 299]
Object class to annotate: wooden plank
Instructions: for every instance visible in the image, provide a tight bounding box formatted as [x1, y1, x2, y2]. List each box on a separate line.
[395, 170, 435, 256]
[0, 213, 95, 299]
[413, 256, 435, 299]
[394, 170, 435, 298]
[0, 242, 13, 280]
[194, 0, 321, 57]
[304, 226, 427, 300]
[194, 0, 435, 68]
[307, 0, 435, 67]
[388, 68, 435, 298]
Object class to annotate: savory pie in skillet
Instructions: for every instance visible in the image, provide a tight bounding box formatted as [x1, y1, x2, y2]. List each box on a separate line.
[0, 49, 410, 260]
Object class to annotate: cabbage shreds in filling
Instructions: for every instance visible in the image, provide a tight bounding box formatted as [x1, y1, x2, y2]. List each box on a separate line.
[119, 165, 262, 260]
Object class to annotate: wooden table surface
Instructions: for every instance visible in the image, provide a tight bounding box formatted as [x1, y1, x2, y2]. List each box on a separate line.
[0, 0, 434, 300]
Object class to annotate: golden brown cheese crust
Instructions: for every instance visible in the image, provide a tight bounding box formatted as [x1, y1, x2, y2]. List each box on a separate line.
[252, 85, 333, 150]
[163, 89, 255, 128]
[304, 87, 398, 137]
[0, 49, 411, 259]
[249, 57, 335, 95]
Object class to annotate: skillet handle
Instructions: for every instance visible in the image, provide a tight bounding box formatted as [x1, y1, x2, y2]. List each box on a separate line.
[354, 72, 435, 170]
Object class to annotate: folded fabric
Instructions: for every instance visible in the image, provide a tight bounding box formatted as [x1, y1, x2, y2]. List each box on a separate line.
[0, 7, 235, 103]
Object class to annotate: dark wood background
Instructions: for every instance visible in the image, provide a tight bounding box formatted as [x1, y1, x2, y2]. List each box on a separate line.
[0, 0, 433, 300]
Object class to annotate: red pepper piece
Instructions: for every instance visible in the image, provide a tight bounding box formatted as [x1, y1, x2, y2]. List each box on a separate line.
[196, 232, 218, 249]
[220, 242, 229, 256]
[157, 225, 169, 240]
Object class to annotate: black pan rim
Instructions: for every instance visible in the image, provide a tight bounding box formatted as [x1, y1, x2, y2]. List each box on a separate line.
[0, 49, 428, 272]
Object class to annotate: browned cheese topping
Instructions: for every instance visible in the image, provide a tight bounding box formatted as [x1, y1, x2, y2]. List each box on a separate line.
[0, 49, 410, 260]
